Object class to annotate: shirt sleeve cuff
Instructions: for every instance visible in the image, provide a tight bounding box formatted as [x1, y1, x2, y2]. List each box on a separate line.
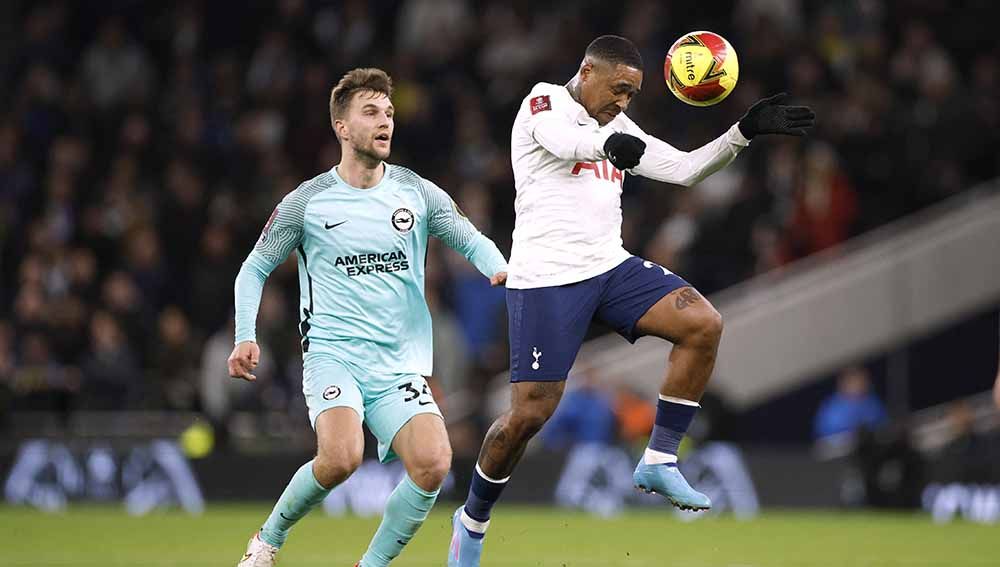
[730, 122, 751, 146]
[596, 129, 614, 158]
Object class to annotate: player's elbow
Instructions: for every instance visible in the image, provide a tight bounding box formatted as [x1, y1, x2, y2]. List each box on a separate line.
[674, 169, 704, 187]
[239, 254, 271, 282]
[544, 145, 577, 162]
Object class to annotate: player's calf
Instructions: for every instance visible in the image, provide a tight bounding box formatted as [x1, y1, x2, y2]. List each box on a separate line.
[500, 404, 550, 449]
[477, 381, 563, 480]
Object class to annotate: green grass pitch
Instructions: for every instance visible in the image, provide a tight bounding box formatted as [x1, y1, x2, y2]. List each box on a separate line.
[2, 504, 994, 566]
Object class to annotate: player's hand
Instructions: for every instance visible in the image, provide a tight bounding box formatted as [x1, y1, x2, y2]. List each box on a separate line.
[604, 133, 646, 170]
[490, 271, 507, 287]
[737, 93, 815, 138]
[228, 341, 260, 382]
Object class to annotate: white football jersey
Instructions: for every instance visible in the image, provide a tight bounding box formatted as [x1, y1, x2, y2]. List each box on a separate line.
[507, 82, 751, 289]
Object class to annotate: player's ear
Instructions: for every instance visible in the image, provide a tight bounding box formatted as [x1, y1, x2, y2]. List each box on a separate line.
[579, 60, 594, 82]
[333, 118, 347, 141]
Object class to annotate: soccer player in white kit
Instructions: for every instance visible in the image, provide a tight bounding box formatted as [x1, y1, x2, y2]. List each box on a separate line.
[448, 35, 814, 566]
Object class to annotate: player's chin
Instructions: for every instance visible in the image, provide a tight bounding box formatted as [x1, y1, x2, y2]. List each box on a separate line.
[371, 140, 391, 159]
[598, 110, 619, 125]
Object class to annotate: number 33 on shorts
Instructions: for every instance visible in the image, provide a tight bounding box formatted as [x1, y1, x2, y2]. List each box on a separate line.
[398, 381, 434, 405]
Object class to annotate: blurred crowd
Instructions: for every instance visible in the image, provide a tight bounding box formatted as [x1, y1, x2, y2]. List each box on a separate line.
[1, 1, 998, 445]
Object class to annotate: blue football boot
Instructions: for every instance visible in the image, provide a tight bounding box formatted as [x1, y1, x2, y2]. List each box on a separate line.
[448, 506, 486, 567]
[633, 460, 711, 511]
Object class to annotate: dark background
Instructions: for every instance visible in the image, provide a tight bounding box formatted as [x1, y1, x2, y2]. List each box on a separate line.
[1, 0, 998, 455]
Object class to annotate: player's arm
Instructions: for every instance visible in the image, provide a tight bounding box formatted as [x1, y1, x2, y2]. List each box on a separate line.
[618, 93, 815, 187]
[526, 87, 611, 162]
[422, 179, 508, 286]
[532, 116, 611, 163]
[620, 113, 749, 187]
[229, 192, 305, 381]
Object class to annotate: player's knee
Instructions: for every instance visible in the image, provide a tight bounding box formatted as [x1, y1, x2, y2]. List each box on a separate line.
[689, 306, 723, 348]
[313, 446, 362, 487]
[509, 406, 554, 439]
[409, 443, 452, 490]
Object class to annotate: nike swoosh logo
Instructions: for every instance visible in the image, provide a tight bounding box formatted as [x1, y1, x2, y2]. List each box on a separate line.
[280, 512, 294, 521]
[325, 220, 348, 230]
[397, 538, 410, 546]
[242, 553, 253, 561]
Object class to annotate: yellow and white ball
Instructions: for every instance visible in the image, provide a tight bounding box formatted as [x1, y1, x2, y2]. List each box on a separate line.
[665, 31, 739, 107]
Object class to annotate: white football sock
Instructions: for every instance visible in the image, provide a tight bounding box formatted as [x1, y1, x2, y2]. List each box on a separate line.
[643, 447, 679, 465]
[460, 508, 490, 534]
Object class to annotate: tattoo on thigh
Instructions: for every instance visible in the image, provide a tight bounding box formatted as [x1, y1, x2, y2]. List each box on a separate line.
[674, 287, 701, 311]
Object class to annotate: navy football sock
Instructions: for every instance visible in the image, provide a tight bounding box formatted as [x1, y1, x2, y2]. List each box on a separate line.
[646, 395, 699, 464]
[461, 464, 509, 535]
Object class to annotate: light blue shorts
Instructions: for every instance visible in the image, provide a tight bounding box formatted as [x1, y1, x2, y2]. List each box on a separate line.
[302, 353, 442, 463]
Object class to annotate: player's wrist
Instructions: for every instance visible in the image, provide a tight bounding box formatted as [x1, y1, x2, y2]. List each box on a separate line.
[604, 133, 646, 170]
[731, 122, 752, 145]
[596, 130, 614, 159]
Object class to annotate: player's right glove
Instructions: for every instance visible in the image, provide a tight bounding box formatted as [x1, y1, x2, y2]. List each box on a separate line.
[737, 92, 816, 138]
[604, 132, 646, 170]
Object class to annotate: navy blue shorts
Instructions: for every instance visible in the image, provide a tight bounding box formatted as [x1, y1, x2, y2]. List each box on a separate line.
[507, 256, 690, 382]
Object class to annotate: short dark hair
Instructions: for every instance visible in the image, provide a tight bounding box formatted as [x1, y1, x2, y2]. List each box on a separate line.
[585, 35, 643, 70]
[329, 68, 393, 121]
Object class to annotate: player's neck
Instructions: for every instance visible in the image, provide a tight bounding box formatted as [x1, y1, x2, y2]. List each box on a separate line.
[566, 77, 583, 104]
[337, 155, 385, 189]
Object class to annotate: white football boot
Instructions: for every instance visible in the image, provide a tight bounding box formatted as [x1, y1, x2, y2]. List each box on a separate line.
[237, 532, 279, 567]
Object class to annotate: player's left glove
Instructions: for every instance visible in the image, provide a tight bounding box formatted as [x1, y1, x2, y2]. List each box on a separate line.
[737, 93, 815, 138]
[604, 132, 646, 170]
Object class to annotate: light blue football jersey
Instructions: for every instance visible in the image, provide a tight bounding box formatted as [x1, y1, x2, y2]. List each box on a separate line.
[234, 163, 507, 375]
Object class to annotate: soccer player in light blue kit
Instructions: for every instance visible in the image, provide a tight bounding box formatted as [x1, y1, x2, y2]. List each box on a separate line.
[229, 68, 507, 567]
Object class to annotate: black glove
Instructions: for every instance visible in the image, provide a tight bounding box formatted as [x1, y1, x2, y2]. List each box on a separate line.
[738, 93, 816, 138]
[604, 132, 646, 170]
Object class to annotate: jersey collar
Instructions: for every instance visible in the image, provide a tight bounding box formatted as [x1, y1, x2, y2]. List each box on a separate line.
[330, 162, 391, 192]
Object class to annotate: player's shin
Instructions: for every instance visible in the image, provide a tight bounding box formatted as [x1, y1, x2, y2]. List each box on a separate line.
[259, 460, 334, 548]
[644, 395, 699, 464]
[633, 395, 711, 510]
[359, 475, 439, 567]
[460, 462, 510, 535]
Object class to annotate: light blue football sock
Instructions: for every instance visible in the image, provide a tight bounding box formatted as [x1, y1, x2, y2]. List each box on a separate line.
[259, 460, 332, 548]
[359, 475, 439, 567]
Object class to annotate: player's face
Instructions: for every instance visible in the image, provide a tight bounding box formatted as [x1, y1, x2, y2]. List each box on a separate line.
[339, 91, 394, 162]
[580, 62, 643, 126]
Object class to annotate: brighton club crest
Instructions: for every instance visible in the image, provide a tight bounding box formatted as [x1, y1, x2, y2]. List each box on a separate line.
[391, 207, 414, 233]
